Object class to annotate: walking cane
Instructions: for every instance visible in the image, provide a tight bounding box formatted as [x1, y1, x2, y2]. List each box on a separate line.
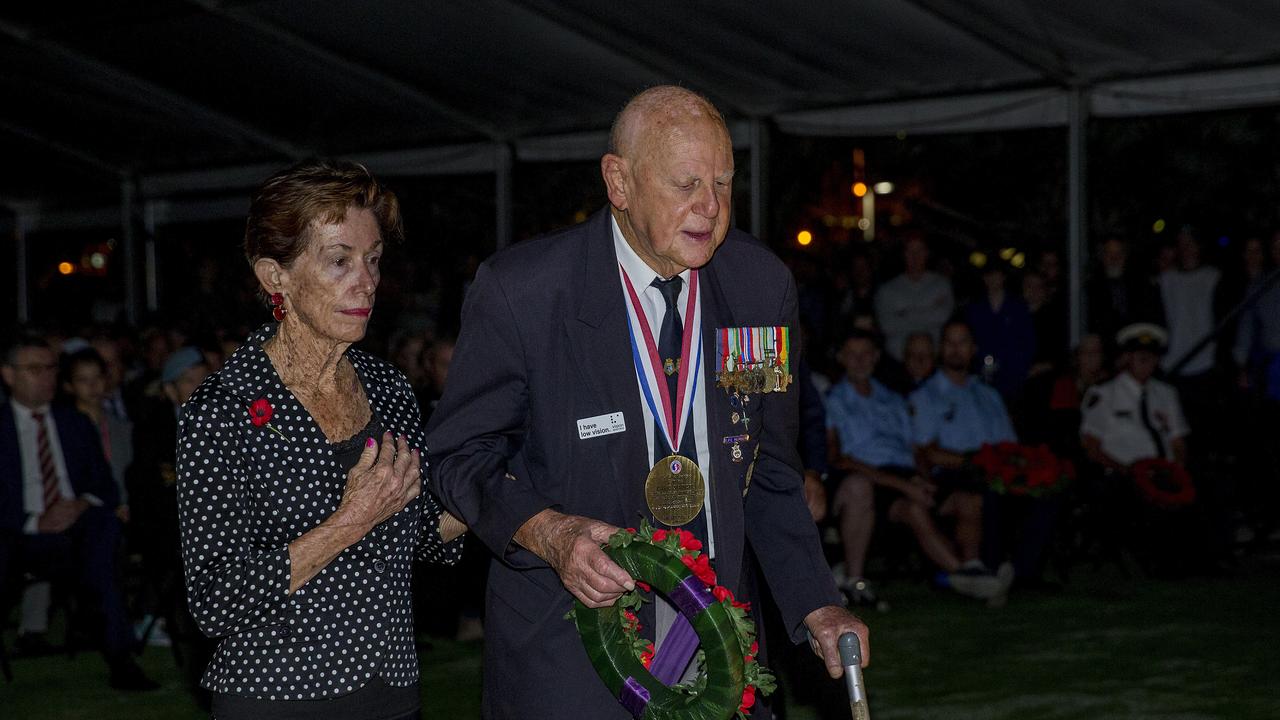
[838, 632, 870, 720]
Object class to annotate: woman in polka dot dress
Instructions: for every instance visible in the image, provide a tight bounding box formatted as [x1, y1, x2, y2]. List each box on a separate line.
[177, 159, 465, 720]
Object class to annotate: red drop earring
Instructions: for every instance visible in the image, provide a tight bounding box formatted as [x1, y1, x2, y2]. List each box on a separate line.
[271, 292, 287, 321]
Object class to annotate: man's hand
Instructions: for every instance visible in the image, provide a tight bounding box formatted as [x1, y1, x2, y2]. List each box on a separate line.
[903, 476, 937, 508]
[37, 498, 89, 534]
[804, 605, 870, 678]
[514, 509, 634, 608]
[803, 470, 827, 523]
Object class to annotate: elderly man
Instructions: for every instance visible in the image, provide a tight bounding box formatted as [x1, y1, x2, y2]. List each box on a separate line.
[427, 86, 865, 717]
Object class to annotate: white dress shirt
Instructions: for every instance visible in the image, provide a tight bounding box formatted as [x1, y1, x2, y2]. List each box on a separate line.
[612, 216, 716, 559]
[1080, 373, 1188, 466]
[10, 400, 74, 533]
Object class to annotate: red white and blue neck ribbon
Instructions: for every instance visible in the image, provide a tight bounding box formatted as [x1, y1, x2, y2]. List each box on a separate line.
[619, 264, 702, 456]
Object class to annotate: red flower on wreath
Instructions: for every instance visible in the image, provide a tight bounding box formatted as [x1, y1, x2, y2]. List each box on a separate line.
[681, 553, 717, 586]
[740, 684, 757, 713]
[675, 528, 703, 552]
[249, 398, 273, 426]
[640, 642, 655, 669]
[975, 442, 1071, 497]
[713, 585, 734, 603]
[652, 529, 669, 542]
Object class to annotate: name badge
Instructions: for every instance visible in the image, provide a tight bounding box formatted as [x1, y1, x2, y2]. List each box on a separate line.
[577, 412, 626, 439]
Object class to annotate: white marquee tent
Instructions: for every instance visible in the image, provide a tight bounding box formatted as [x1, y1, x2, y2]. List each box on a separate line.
[8, 1, 1280, 335]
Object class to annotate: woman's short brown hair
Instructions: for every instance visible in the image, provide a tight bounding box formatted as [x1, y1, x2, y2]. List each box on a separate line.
[244, 158, 403, 267]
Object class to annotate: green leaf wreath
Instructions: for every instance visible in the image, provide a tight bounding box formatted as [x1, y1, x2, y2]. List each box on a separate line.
[567, 521, 776, 719]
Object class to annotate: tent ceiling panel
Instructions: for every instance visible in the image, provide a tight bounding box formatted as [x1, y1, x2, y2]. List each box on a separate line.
[8, 0, 1280, 210]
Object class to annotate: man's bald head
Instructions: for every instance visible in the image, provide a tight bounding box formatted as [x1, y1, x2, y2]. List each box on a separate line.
[600, 86, 735, 279]
[608, 86, 728, 160]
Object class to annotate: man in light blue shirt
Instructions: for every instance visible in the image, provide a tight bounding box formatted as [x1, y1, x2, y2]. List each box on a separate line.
[910, 320, 1016, 582]
[828, 329, 1009, 604]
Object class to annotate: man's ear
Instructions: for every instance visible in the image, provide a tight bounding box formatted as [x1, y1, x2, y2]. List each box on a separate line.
[253, 257, 285, 295]
[601, 154, 629, 211]
[0, 366, 13, 390]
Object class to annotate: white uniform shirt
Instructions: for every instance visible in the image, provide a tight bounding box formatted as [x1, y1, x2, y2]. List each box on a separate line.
[9, 401, 75, 533]
[1080, 373, 1188, 466]
[612, 217, 716, 559]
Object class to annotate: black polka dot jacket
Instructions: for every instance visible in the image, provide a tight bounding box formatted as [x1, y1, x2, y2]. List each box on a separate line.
[176, 323, 462, 700]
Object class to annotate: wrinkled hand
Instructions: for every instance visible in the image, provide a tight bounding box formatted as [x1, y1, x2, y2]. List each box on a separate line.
[38, 498, 88, 534]
[803, 470, 828, 523]
[804, 605, 870, 678]
[515, 509, 633, 608]
[336, 431, 421, 534]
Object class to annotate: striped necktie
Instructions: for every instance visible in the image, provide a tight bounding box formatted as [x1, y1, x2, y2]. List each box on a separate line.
[31, 412, 62, 510]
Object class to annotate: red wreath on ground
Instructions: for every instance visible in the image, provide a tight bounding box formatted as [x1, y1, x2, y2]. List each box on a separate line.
[1130, 458, 1196, 509]
[972, 442, 1074, 497]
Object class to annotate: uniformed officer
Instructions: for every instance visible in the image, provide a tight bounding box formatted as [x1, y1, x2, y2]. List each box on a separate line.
[828, 328, 1007, 602]
[909, 320, 1017, 592]
[1081, 323, 1189, 469]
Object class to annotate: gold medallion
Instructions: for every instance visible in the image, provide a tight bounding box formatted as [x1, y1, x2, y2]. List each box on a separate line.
[645, 454, 705, 527]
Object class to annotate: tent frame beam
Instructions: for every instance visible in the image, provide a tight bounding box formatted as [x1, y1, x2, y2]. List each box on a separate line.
[0, 19, 307, 159]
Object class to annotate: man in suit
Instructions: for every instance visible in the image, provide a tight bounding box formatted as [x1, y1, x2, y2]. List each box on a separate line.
[427, 86, 866, 718]
[0, 334, 156, 690]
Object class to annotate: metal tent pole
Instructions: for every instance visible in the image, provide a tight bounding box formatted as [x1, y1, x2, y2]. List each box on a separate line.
[1067, 87, 1089, 346]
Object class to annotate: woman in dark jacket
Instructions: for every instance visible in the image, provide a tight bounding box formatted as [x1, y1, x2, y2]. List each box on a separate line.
[177, 159, 464, 720]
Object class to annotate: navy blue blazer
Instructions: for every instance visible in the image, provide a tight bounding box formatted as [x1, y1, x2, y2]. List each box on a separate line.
[426, 209, 841, 718]
[0, 401, 118, 532]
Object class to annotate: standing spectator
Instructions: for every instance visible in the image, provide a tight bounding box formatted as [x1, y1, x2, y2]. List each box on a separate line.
[1036, 248, 1064, 303]
[834, 252, 878, 333]
[0, 334, 156, 690]
[1086, 235, 1163, 352]
[875, 235, 954, 360]
[909, 320, 1016, 581]
[1233, 232, 1280, 397]
[1023, 271, 1069, 374]
[965, 262, 1035, 400]
[1160, 228, 1221, 379]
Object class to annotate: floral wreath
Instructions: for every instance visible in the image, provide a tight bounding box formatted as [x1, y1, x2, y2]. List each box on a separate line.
[972, 442, 1074, 497]
[567, 521, 775, 719]
[1131, 458, 1196, 509]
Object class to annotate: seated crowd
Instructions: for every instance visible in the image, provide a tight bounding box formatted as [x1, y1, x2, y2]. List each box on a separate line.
[1, 223, 1276, 698]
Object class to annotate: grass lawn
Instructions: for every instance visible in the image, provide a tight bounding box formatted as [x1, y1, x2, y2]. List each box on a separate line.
[3, 555, 1278, 719]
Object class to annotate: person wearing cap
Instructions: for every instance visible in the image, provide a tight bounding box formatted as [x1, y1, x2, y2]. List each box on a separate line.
[125, 345, 214, 699]
[1080, 324, 1189, 470]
